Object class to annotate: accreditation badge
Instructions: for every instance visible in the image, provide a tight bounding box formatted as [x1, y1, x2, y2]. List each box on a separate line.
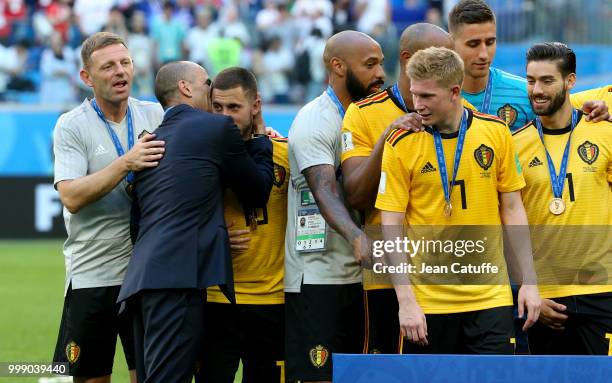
[295, 189, 327, 252]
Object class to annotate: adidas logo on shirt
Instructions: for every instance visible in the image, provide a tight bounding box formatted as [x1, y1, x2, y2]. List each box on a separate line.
[528, 156, 543, 167]
[420, 161, 437, 173]
[94, 144, 109, 156]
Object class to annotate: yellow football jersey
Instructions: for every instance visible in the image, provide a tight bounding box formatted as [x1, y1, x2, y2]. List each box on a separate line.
[207, 138, 289, 305]
[342, 87, 476, 290]
[570, 85, 612, 111]
[342, 87, 407, 290]
[513, 111, 612, 298]
[375, 108, 525, 314]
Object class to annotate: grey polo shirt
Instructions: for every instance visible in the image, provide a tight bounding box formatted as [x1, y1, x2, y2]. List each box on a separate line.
[53, 97, 163, 295]
[285, 91, 362, 293]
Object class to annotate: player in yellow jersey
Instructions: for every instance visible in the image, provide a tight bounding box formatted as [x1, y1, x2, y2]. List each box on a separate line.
[571, 85, 612, 122]
[341, 23, 475, 355]
[375, 47, 540, 353]
[448, 0, 609, 131]
[197, 67, 288, 382]
[513, 43, 612, 355]
[389, 3, 608, 137]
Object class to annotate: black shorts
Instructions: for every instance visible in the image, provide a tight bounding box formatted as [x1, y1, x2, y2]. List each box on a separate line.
[285, 283, 364, 382]
[363, 289, 401, 354]
[53, 284, 135, 377]
[529, 292, 612, 355]
[401, 306, 515, 354]
[197, 302, 284, 383]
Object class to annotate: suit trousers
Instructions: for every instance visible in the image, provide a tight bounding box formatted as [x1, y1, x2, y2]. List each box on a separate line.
[130, 289, 206, 383]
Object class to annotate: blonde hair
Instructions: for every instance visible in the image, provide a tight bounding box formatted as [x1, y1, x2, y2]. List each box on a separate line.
[80, 32, 127, 69]
[407, 47, 464, 89]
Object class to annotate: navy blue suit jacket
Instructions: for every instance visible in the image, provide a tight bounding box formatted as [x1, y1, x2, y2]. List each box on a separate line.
[118, 104, 273, 304]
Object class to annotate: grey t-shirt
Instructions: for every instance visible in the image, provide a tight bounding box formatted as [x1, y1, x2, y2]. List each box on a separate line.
[285, 91, 362, 293]
[53, 97, 163, 294]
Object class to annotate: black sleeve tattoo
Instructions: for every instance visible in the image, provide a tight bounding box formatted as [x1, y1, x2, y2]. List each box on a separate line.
[303, 164, 362, 244]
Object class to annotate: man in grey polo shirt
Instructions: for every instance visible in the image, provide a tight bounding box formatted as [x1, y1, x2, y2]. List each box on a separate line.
[52, 32, 164, 383]
[285, 30, 385, 382]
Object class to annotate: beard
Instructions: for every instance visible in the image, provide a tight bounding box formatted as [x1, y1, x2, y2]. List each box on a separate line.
[530, 86, 567, 116]
[346, 67, 383, 102]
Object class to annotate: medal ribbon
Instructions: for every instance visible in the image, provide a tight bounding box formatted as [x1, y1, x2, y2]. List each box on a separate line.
[534, 109, 578, 199]
[480, 69, 494, 114]
[326, 86, 345, 118]
[391, 82, 408, 112]
[433, 109, 469, 208]
[91, 99, 135, 184]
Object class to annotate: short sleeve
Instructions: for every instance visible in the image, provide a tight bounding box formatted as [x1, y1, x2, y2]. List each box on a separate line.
[53, 114, 88, 187]
[375, 141, 411, 213]
[569, 89, 595, 110]
[496, 124, 526, 192]
[512, 132, 530, 178]
[289, 109, 336, 173]
[341, 103, 374, 162]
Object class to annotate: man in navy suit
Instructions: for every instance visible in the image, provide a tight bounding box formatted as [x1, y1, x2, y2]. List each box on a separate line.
[117, 61, 274, 383]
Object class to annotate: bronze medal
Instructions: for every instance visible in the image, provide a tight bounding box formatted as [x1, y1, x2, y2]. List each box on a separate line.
[549, 198, 565, 215]
[444, 201, 453, 217]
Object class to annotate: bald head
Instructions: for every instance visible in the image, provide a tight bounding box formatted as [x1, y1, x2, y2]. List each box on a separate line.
[323, 30, 380, 71]
[399, 23, 453, 56]
[155, 61, 206, 109]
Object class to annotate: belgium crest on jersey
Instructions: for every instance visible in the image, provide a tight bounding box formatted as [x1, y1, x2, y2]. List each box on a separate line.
[309, 344, 329, 368]
[474, 144, 495, 171]
[497, 103, 518, 128]
[578, 141, 599, 165]
[273, 163, 286, 187]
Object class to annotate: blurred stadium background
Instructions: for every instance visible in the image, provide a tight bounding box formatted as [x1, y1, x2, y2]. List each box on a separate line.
[0, 0, 610, 382]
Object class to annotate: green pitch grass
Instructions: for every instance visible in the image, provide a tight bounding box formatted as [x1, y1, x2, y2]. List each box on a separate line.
[0, 240, 242, 383]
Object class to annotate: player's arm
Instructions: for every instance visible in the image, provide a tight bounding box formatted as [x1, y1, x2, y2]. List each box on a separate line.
[342, 130, 389, 210]
[343, 115, 423, 210]
[377, 141, 427, 345]
[303, 164, 368, 263]
[222, 118, 274, 207]
[499, 191, 541, 331]
[56, 132, 165, 214]
[569, 90, 610, 122]
[380, 210, 428, 346]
